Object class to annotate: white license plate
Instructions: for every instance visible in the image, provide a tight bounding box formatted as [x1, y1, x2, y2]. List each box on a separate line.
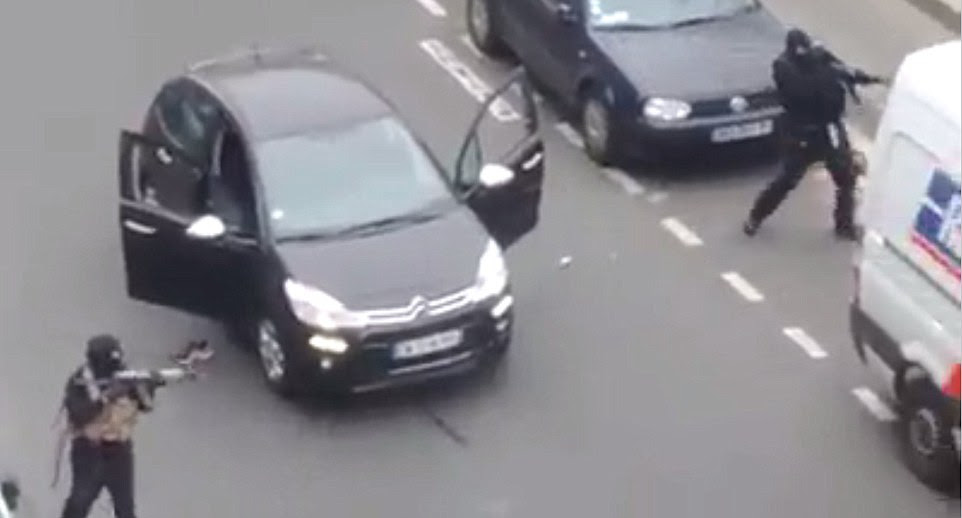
[711, 120, 774, 143]
[393, 329, 463, 360]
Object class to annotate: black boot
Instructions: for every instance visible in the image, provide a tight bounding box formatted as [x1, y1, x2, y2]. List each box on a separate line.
[743, 218, 760, 237]
[834, 224, 859, 241]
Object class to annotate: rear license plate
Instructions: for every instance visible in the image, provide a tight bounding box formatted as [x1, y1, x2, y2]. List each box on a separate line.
[393, 329, 463, 360]
[711, 120, 774, 143]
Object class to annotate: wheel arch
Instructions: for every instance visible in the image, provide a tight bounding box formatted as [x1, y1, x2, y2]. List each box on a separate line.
[895, 342, 948, 400]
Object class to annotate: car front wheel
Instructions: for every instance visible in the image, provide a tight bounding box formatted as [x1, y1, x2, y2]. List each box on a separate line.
[900, 379, 960, 493]
[256, 318, 310, 398]
[581, 89, 616, 166]
[467, 0, 509, 58]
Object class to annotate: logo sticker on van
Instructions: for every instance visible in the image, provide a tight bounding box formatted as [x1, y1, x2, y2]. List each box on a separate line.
[912, 169, 961, 280]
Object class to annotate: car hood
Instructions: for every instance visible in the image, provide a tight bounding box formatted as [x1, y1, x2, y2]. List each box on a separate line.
[591, 9, 785, 99]
[276, 207, 488, 310]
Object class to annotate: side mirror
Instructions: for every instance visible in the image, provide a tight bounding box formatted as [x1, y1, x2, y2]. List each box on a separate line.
[185, 214, 226, 240]
[556, 3, 579, 25]
[478, 164, 515, 189]
[1, 477, 19, 512]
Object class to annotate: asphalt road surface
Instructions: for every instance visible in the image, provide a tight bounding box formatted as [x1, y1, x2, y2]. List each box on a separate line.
[0, 0, 959, 516]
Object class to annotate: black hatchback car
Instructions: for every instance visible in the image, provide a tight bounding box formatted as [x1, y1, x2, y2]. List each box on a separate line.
[467, 0, 786, 165]
[118, 47, 545, 397]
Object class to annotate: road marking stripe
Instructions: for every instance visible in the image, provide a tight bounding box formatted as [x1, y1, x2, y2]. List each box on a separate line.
[555, 122, 585, 148]
[646, 191, 668, 204]
[783, 327, 828, 359]
[414, 0, 447, 17]
[419, 39, 520, 122]
[660, 217, 703, 247]
[600, 168, 645, 196]
[852, 387, 897, 422]
[459, 34, 484, 59]
[720, 272, 765, 302]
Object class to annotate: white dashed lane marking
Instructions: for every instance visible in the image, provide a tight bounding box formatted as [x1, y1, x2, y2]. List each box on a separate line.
[720, 271, 765, 302]
[783, 327, 829, 359]
[646, 191, 668, 204]
[600, 168, 645, 196]
[852, 387, 897, 422]
[419, 39, 520, 122]
[414, 0, 448, 17]
[555, 122, 585, 148]
[459, 34, 484, 59]
[660, 217, 704, 247]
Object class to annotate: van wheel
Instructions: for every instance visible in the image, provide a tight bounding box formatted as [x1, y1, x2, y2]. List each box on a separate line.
[899, 380, 960, 493]
[467, 0, 509, 58]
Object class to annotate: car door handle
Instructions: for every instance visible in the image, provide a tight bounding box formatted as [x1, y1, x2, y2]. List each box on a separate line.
[155, 147, 173, 165]
[123, 219, 157, 235]
[521, 152, 543, 171]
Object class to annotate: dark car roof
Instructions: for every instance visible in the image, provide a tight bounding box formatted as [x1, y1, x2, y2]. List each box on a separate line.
[187, 48, 394, 142]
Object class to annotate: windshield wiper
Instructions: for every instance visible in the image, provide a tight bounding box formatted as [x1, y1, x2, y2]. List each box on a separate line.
[665, 15, 726, 29]
[666, 4, 758, 29]
[331, 212, 440, 237]
[279, 210, 444, 243]
[593, 22, 661, 31]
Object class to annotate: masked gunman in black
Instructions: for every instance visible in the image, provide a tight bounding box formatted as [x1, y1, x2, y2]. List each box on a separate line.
[743, 29, 883, 239]
[59, 335, 155, 518]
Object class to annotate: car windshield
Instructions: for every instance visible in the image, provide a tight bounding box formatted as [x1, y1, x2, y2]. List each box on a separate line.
[256, 116, 454, 240]
[588, 0, 759, 29]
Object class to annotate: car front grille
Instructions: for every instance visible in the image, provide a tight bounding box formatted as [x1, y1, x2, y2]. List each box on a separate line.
[690, 91, 780, 118]
[354, 286, 476, 326]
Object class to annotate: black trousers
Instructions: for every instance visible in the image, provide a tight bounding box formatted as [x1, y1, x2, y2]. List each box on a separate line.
[748, 123, 856, 230]
[60, 438, 136, 518]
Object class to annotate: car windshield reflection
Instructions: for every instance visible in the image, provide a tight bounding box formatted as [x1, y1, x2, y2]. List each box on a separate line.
[256, 116, 454, 241]
[588, 0, 759, 29]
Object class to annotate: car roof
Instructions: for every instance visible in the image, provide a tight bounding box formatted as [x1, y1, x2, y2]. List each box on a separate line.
[187, 47, 395, 142]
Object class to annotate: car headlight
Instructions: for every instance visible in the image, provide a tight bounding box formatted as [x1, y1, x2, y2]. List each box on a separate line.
[283, 279, 368, 333]
[643, 97, 691, 121]
[471, 239, 508, 301]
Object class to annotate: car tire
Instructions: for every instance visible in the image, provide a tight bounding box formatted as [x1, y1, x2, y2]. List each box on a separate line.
[580, 88, 616, 166]
[255, 318, 311, 398]
[466, 0, 510, 58]
[899, 379, 960, 493]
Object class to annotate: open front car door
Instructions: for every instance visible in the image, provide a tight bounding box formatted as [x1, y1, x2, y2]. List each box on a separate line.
[117, 130, 228, 317]
[453, 67, 545, 248]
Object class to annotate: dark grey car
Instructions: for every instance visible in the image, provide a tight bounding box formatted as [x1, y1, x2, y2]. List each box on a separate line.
[468, 0, 786, 165]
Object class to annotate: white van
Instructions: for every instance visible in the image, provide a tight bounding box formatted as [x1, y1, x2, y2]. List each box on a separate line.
[851, 40, 961, 492]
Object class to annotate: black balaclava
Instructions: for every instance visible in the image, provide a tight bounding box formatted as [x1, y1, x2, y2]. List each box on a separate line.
[86, 334, 125, 379]
[785, 28, 815, 66]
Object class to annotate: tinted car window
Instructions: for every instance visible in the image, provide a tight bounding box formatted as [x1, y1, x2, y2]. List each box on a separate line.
[154, 83, 221, 162]
[588, 0, 758, 28]
[255, 116, 453, 239]
[127, 140, 205, 219]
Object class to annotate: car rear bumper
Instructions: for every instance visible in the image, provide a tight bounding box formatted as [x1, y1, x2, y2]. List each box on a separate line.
[297, 295, 513, 394]
[616, 107, 784, 159]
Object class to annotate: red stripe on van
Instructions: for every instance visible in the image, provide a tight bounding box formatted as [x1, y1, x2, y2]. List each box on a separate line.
[943, 363, 961, 400]
[910, 232, 962, 281]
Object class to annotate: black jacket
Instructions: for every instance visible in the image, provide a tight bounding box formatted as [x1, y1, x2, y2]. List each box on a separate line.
[773, 49, 875, 131]
[63, 366, 153, 430]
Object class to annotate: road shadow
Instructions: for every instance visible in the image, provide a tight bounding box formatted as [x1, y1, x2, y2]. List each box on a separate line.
[280, 356, 514, 445]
